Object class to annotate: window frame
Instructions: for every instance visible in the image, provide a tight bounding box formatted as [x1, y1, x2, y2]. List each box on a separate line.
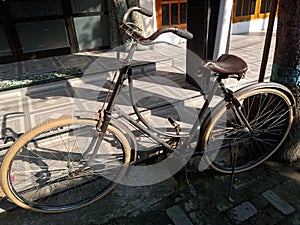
[258, 0, 278, 19]
[233, 0, 260, 23]
[232, 0, 278, 23]
[156, 0, 187, 29]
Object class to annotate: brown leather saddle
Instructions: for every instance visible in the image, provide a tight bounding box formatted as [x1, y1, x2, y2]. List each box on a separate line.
[205, 54, 248, 79]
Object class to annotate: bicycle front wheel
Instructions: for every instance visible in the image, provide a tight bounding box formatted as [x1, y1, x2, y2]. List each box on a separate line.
[0, 116, 131, 213]
[201, 88, 294, 173]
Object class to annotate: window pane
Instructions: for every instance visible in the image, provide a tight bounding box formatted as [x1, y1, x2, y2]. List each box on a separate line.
[266, 0, 272, 13]
[0, 25, 11, 56]
[250, 0, 256, 15]
[171, 3, 178, 25]
[71, 0, 102, 14]
[11, 0, 63, 19]
[162, 4, 169, 26]
[236, 0, 242, 16]
[180, 3, 187, 24]
[243, 0, 249, 16]
[74, 15, 110, 50]
[16, 20, 69, 53]
[260, 0, 266, 13]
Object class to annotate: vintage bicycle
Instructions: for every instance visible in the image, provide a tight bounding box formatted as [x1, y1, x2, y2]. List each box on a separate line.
[0, 7, 295, 213]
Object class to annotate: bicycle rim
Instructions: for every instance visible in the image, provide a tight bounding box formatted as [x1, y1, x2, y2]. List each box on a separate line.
[202, 88, 293, 173]
[0, 116, 130, 213]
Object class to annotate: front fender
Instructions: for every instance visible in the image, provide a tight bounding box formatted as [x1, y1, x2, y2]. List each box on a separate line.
[111, 118, 138, 162]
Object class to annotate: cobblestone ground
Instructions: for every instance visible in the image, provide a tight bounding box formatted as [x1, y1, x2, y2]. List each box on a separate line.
[0, 160, 299, 225]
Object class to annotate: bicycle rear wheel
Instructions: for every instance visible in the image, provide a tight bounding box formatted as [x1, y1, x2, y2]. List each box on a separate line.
[0, 116, 130, 213]
[201, 88, 294, 173]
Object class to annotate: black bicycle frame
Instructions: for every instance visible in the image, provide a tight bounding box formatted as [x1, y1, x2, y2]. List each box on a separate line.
[103, 71, 221, 149]
[97, 48, 250, 164]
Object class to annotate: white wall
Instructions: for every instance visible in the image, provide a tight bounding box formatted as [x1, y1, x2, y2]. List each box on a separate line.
[139, 0, 156, 37]
[232, 18, 278, 34]
[214, 0, 233, 59]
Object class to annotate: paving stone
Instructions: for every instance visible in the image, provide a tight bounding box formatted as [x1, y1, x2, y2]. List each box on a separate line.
[272, 181, 292, 199]
[227, 202, 257, 224]
[261, 190, 295, 215]
[250, 207, 284, 225]
[251, 195, 269, 211]
[0, 199, 17, 213]
[279, 214, 300, 225]
[232, 175, 257, 190]
[166, 205, 194, 225]
[292, 214, 300, 225]
[216, 200, 234, 212]
[183, 199, 200, 213]
[188, 211, 205, 225]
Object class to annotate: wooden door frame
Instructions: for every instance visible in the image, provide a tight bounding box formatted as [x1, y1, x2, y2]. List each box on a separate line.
[61, 0, 79, 53]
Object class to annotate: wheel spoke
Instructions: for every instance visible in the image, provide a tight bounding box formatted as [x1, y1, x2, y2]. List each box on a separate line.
[203, 89, 292, 173]
[1, 117, 128, 213]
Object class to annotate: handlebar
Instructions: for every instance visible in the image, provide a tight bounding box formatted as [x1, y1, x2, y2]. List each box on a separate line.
[120, 7, 193, 42]
[122, 7, 153, 25]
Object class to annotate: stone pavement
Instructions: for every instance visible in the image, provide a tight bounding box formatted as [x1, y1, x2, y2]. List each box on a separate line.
[0, 32, 299, 225]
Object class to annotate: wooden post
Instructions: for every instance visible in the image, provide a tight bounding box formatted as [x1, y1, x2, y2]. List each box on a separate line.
[0, 1, 23, 61]
[258, 0, 279, 82]
[61, 0, 78, 53]
[186, 0, 220, 88]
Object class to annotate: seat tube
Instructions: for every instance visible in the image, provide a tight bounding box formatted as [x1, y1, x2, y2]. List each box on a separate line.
[185, 79, 220, 145]
[198, 79, 219, 124]
[100, 66, 130, 132]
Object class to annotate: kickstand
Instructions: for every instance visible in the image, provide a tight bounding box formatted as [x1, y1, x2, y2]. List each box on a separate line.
[184, 165, 197, 196]
[228, 140, 238, 203]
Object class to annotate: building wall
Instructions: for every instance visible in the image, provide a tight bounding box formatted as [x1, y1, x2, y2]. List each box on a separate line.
[232, 18, 278, 34]
[0, 0, 110, 63]
[139, 0, 156, 37]
[231, 0, 277, 34]
[0, 0, 276, 64]
[141, 0, 277, 44]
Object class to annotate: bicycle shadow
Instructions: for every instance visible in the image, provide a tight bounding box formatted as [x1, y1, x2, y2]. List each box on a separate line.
[0, 113, 25, 154]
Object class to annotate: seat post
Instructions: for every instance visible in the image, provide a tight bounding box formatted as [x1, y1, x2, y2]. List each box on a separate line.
[217, 76, 230, 95]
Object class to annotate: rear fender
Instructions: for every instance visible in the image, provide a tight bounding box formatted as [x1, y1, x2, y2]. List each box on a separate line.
[234, 82, 296, 116]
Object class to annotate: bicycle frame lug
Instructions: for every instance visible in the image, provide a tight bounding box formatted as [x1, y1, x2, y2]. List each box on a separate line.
[168, 117, 181, 135]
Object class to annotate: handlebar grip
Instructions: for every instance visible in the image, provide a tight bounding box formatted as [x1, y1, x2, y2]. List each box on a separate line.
[122, 7, 153, 25]
[176, 28, 194, 40]
[138, 7, 153, 17]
